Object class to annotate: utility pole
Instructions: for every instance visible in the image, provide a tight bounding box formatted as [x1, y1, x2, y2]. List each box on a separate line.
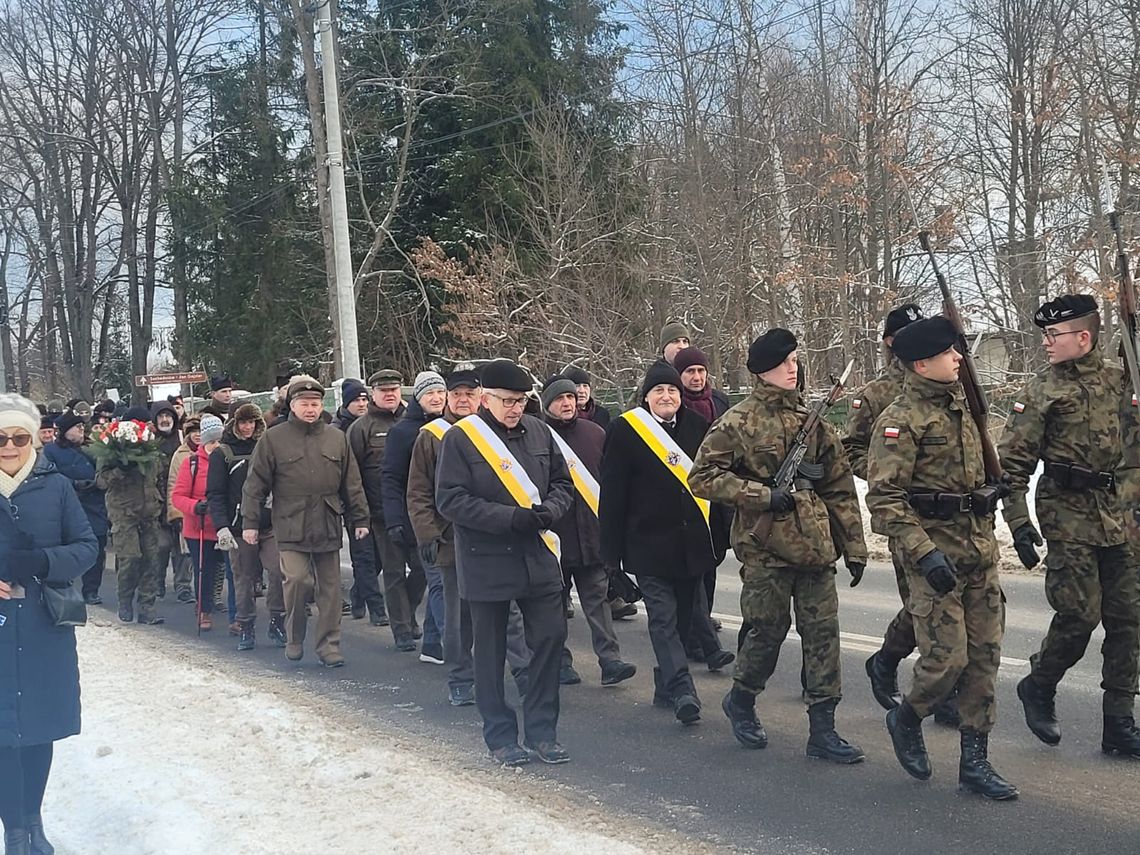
[314, 0, 361, 379]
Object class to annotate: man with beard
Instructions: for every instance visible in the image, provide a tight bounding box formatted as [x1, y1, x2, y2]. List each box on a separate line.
[152, 399, 187, 602]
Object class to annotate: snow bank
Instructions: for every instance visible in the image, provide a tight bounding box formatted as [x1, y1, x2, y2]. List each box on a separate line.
[855, 466, 1041, 573]
[45, 623, 650, 855]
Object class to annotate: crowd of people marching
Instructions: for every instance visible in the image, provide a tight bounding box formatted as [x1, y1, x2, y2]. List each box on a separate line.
[4, 298, 1140, 852]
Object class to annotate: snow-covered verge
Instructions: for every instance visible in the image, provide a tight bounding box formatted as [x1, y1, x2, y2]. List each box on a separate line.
[854, 467, 1041, 574]
[43, 623, 660, 855]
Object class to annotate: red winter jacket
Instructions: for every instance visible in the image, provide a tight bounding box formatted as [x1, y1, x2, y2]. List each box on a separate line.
[172, 445, 217, 541]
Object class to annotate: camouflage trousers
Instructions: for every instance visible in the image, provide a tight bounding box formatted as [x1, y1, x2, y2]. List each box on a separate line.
[1030, 541, 1139, 716]
[735, 560, 841, 706]
[880, 545, 917, 663]
[116, 521, 168, 609]
[905, 560, 1003, 732]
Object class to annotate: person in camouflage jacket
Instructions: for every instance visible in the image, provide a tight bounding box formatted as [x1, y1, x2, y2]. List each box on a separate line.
[998, 294, 1140, 758]
[689, 329, 867, 765]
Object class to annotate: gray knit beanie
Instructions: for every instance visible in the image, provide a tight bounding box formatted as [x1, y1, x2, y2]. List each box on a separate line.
[412, 371, 446, 401]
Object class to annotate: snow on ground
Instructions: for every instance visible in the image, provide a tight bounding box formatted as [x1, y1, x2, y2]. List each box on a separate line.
[44, 623, 656, 855]
[854, 465, 1041, 573]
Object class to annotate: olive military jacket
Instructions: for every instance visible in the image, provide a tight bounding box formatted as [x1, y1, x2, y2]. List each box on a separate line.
[842, 358, 906, 481]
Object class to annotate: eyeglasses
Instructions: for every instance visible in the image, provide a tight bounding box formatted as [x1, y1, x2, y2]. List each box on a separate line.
[487, 392, 528, 409]
[1043, 329, 1084, 344]
[0, 433, 33, 448]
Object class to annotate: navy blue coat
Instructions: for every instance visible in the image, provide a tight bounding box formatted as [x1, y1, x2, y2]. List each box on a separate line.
[379, 398, 430, 536]
[0, 455, 98, 747]
[43, 440, 109, 538]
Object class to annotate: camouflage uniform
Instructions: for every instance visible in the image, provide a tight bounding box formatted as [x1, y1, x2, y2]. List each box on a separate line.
[843, 358, 917, 663]
[867, 371, 1003, 731]
[95, 457, 168, 613]
[999, 349, 1140, 716]
[690, 382, 868, 706]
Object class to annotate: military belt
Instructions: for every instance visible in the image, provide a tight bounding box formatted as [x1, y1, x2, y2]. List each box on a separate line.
[1043, 460, 1116, 491]
[908, 488, 1000, 520]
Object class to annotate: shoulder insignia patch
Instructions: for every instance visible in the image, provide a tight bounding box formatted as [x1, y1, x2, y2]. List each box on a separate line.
[883, 426, 900, 439]
[1012, 402, 1025, 414]
[852, 398, 862, 409]
[1132, 394, 1138, 408]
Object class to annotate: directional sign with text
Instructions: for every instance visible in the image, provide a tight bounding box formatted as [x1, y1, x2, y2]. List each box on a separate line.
[134, 371, 208, 386]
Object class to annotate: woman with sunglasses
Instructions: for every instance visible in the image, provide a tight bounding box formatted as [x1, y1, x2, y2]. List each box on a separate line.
[0, 393, 98, 855]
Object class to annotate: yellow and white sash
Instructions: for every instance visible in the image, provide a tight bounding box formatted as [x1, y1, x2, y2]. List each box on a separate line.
[548, 428, 600, 517]
[620, 409, 711, 528]
[455, 415, 561, 559]
[421, 417, 451, 441]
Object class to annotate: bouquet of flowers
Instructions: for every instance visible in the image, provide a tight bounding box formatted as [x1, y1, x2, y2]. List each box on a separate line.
[86, 418, 162, 470]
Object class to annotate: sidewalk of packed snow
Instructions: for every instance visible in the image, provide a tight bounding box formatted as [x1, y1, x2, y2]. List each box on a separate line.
[44, 622, 669, 855]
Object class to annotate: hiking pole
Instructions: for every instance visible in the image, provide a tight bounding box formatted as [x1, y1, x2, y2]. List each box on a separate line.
[196, 514, 206, 639]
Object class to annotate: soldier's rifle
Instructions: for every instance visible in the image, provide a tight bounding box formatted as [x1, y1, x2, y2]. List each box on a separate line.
[750, 360, 853, 545]
[903, 191, 1003, 483]
[1108, 212, 1140, 407]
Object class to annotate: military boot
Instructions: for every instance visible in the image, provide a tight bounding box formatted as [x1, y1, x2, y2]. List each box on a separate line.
[865, 651, 903, 711]
[806, 700, 865, 764]
[886, 701, 931, 780]
[721, 687, 767, 749]
[25, 815, 53, 855]
[4, 827, 30, 855]
[1016, 676, 1060, 745]
[267, 613, 288, 648]
[958, 729, 1019, 800]
[1102, 715, 1140, 758]
[237, 621, 255, 652]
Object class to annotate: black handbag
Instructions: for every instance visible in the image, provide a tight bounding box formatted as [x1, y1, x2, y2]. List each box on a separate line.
[1, 499, 87, 627]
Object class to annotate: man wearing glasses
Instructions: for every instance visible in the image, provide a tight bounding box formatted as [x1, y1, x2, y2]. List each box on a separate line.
[435, 359, 575, 767]
[999, 294, 1140, 758]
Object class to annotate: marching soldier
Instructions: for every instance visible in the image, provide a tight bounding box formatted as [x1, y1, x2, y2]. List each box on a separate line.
[844, 304, 961, 726]
[999, 295, 1140, 758]
[689, 329, 868, 763]
[866, 316, 1017, 800]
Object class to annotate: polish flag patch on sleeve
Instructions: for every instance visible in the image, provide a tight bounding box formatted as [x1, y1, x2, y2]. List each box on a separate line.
[883, 426, 900, 439]
[852, 398, 862, 409]
[1132, 394, 1138, 407]
[1012, 402, 1026, 413]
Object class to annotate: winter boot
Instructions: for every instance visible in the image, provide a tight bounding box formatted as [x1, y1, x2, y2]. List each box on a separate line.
[25, 815, 53, 855]
[3, 828, 30, 855]
[958, 729, 1019, 800]
[721, 687, 767, 749]
[806, 700, 865, 764]
[118, 602, 134, 623]
[1102, 715, 1140, 758]
[886, 701, 931, 780]
[933, 693, 961, 728]
[865, 651, 903, 711]
[237, 621, 255, 652]
[267, 613, 288, 648]
[1016, 676, 1061, 745]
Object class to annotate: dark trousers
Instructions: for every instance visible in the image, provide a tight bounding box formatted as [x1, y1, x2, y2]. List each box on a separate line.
[638, 574, 700, 699]
[469, 590, 566, 751]
[187, 537, 221, 615]
[441, 563, 474, 689]
[347, 521, 385, 617]
[560, 563, 620, 668]
[81, 535, 107, 598]
[0, 742, 52, 830]
[373, 524, 426, 638]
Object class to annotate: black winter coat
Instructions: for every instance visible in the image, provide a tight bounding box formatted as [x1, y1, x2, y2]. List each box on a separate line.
[599, 405, 718, 579]
[579, 398, 612, 430]
[436, 410, 574, 601]
[347, 401, 406, 520]
[380, 398, 431, 536]
[546, 414, 605, 568]
[0, 455, 98, 747]
[206, 421, 270, 532]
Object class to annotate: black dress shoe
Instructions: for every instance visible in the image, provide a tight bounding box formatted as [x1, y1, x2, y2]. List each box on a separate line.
[526, 741, 570, 764]
[491, 744, 531, 767]
[705, 649, 735, 672]
[673, 693, 701, 725]
[600, 661, 637, 686]
[83, 592, 102, 606]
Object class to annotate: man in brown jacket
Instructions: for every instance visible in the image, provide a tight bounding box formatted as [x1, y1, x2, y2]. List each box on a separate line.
[242, 376, 370, 667]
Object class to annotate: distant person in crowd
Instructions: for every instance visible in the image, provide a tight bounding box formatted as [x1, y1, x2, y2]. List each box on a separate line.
[563, 367, 611, 430]
[201, 374, 235, 419]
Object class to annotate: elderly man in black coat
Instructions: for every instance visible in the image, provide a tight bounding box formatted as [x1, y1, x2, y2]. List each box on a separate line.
[436, 359, 575, 767]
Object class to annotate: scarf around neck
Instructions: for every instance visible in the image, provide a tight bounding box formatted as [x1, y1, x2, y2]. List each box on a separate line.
[0, 452, 37, 499]
[682, 385, 715, 424]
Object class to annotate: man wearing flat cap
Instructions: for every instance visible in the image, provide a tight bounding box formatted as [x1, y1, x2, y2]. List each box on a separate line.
[349, 369, 424, 650]
[242, 376, 370, 667]
[690, 329, 867, 764]
[998, 294, 1140, 759]
[866, 316, 1017, 799]
[436, 359, 575, 767]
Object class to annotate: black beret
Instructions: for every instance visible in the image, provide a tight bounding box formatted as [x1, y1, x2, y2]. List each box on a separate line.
[563, 366, 590, 386]
[639, 360, 683, 401]
[1033, 294, 1098, 328]
[746, 328, 798, 374]
[480, 360, 533, 393]
[209, 374, 233, 392]
[883, 303, 924, 339]
[891, 316, 959, 361]
[445, 369, 481, 390]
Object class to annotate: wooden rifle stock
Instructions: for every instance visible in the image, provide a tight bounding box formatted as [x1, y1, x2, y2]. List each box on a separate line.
[1109, 212, 1140, 407]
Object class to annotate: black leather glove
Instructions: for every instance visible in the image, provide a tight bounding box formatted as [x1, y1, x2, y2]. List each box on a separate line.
[193, 499, 209, 516]
[917, 549, 958, 595]
[995, 473, 1013, 501]
[417, 539, 439, 567]
[767, 488, 795, 513]
[848, 562, 866, 588]
[532, 504, 555, 529]
[7, 548, 48, 584]
[1012, 523, 1042, 569]
[510, 507, 544, 534]
[386, 525, 410, 548]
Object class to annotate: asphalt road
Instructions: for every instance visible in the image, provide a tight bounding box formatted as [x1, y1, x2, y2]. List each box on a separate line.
[99, 555, 1139, 855]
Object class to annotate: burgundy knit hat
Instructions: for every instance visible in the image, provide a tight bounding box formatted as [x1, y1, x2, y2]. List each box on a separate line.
[672, 346, 709, 375]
